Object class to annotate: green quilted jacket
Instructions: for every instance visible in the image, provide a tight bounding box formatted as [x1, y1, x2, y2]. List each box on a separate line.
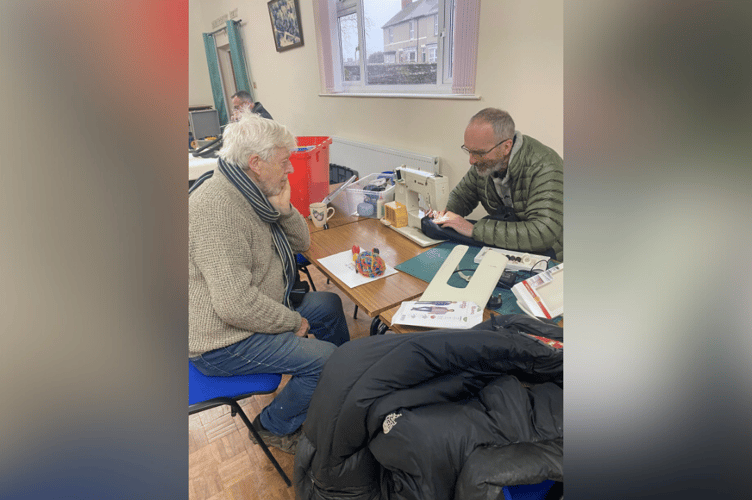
[446, 132, 563, 260]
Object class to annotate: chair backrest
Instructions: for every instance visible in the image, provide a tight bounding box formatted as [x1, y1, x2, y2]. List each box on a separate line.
[188, 362, 282, 407]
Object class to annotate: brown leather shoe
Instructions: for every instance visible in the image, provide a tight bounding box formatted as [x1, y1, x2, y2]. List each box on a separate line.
[248, 414, 301, 455]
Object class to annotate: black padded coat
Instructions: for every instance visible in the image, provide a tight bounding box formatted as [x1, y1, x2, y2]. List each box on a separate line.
[294, 315, 563, 500]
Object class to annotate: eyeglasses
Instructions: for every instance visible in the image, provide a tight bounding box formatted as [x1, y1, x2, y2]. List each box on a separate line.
[461, 138, 510, 157]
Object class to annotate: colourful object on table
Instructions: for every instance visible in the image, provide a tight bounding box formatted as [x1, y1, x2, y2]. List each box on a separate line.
[352, 247, 386, 278]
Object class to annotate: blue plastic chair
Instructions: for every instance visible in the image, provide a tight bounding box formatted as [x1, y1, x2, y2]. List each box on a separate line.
[502, 479, 556, 499]
[188, 362, 291, 486]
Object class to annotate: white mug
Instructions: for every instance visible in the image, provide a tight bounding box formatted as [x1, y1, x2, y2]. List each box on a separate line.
[309, 202, 335, 228]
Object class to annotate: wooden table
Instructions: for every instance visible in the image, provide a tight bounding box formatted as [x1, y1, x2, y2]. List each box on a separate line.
[306, 206, 360, 233]
[302, 218, 437, 320]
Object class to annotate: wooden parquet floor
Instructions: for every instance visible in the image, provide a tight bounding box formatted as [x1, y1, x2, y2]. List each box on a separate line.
[189, 264, 374, 500]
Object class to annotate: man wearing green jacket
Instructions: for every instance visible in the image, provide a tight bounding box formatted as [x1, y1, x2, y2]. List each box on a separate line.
[428, 108, 563, 260]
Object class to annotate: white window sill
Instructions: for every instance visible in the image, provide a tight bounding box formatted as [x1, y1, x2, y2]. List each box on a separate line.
[319, 92, 480, 100]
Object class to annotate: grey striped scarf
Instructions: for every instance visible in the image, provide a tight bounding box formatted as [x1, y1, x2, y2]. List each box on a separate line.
[190, 158, 297, 309]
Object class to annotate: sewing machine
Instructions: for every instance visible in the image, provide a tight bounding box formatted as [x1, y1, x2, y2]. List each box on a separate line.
[389, 166, 450, 247]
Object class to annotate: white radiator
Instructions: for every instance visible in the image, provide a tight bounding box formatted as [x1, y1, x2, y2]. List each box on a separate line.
[329, 137, 439, 178]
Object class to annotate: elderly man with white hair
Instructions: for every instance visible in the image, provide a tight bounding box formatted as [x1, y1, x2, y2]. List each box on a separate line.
[188, 110, 349, 454]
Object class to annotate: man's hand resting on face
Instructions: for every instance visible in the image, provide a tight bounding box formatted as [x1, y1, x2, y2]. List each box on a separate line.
[268, 178, 293, 215]
[294, 317, 310, 338]
[427, 209, 474, 237]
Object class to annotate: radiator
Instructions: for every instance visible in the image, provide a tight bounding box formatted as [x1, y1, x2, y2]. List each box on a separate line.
[329, 137, 439, 178]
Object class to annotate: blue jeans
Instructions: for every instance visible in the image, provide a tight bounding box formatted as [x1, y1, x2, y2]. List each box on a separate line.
[190, 291, 349, 435]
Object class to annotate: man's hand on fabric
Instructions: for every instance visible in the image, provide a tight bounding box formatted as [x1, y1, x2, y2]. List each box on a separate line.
[268, 178, 292, 215]
[426, 208, 445, 220]
[434, 210, 474, 237]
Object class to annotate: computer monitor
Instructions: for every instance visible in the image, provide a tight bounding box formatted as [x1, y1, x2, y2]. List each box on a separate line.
[189, 109, 221, 140]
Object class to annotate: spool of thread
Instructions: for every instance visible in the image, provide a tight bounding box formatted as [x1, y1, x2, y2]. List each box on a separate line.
[357, 202, 375, 217]
[355, 251, 386, 278]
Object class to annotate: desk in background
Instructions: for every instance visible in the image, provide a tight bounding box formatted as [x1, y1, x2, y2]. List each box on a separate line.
[189, 154, 217, 182]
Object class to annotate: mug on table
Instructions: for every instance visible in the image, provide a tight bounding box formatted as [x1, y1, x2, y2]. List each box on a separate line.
[309, 202, 335, 228]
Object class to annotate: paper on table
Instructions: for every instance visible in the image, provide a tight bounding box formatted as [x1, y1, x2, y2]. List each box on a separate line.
[317, 249, 398, 288]
[392, 300, 484, 329]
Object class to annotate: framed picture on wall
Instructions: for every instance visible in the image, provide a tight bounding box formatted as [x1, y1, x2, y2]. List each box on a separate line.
[268, 0, 304, 52]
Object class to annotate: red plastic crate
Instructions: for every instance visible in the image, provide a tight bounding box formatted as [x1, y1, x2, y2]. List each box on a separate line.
[289, 136, 331, 217]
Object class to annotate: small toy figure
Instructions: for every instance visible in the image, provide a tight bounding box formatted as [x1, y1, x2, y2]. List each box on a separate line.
[352, 246, 386, 278]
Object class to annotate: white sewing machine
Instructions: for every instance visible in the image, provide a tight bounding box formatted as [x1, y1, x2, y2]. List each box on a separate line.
[389, 166, 450, 247]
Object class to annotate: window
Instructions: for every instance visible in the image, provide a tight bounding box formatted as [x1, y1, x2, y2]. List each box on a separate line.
[426, 43, 437, 63]
[313, 0, 480, 96]
[338, 12, 360, 81]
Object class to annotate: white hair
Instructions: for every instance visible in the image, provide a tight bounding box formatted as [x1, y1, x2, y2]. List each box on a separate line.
[218, 109, 296, 169]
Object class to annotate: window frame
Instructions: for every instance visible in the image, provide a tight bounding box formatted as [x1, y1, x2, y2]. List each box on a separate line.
[313, 0, 480, 98]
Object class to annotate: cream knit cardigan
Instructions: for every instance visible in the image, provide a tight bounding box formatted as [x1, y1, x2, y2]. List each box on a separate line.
[189, 171, 310, 357]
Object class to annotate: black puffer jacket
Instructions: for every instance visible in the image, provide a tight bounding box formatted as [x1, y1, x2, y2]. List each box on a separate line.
[294, 315, 563, 500]
[446, 132, 564, 261]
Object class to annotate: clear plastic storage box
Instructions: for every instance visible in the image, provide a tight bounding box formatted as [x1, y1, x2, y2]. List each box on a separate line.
[345, 173, 396, 218]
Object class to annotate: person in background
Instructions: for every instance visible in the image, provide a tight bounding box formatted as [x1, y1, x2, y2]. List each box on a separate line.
[189, 110, 349, 454]
[428, 108, 563, 260]
[231, 90, 273, 121]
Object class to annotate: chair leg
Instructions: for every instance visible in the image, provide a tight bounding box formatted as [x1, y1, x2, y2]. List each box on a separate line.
[354, 305, 358, 319]
[369, 317, 389, 335]
[228, 401, 291, 487]
[300, 266, 316, 291]
[370, 317, 381, 336]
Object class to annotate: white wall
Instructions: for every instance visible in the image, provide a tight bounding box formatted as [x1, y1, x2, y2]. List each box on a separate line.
[189, 1, 214, 106]
[189, 0, 562, 197]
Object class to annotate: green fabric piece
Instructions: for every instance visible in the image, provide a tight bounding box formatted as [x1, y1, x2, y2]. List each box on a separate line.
[226, 20, 253, 98]
[202, 33, 229, 125]
[395, 242, 561, 318]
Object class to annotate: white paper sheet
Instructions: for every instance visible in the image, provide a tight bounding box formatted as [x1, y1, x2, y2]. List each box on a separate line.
[392, 301, 484, 329]
[317, 249, 398, 288]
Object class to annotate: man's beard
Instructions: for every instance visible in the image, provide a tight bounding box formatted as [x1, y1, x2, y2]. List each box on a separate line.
[258, 179, 283, 197]
[474, 157, 507, 178]
[243, 169, 283, 197]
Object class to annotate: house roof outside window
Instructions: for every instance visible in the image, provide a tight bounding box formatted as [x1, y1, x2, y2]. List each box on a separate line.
[381, 0, 439, 30]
